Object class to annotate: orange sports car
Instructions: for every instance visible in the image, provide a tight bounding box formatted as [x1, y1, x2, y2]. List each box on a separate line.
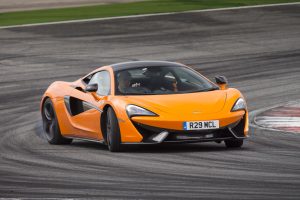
[41, 61, 248, 152]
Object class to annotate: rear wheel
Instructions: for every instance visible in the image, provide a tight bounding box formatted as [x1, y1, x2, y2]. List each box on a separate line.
[106, 107, 122, 152]
[42, 98, 72, 144]
[225, 139, 243, 148]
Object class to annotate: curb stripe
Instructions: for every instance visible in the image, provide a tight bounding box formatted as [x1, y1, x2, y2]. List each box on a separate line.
[255, 116, 300, 127]
[252, 101, 300, 133]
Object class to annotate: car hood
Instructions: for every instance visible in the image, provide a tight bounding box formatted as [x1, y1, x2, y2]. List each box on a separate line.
[124, 90, 227, 116]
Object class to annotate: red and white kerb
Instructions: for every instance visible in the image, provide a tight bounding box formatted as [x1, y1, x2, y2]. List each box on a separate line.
[255, 102, 300, 133]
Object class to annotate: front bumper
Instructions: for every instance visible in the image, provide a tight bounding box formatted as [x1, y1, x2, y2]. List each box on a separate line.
[122, 114, 247, 144]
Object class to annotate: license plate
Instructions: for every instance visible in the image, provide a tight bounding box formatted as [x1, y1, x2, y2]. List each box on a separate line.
[183, 120, 219, 130]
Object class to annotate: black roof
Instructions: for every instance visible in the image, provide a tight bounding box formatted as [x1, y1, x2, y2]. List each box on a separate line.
[110, 61, 186, 71]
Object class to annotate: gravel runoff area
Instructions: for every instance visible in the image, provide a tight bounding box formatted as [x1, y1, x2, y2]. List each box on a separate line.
[0, 0, 142, 13]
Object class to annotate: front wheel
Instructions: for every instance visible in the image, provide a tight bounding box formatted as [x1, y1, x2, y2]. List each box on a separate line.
[106, 107, 122, 152]
[224, 139, 243, 148]
[42, 98, 72, 145]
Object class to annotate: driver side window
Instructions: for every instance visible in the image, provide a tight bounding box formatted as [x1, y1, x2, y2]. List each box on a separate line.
[88, 71, 111, 96]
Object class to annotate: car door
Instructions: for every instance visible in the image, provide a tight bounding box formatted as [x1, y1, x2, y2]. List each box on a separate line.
[64, 70, 111, 140]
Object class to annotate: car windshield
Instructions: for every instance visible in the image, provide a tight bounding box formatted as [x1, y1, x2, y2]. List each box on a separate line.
[115, 66, 218, 95]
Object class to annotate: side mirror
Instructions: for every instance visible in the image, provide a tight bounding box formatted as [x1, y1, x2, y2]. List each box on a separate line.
[215, 76, 228, 90]
[85, 83, 98, 92]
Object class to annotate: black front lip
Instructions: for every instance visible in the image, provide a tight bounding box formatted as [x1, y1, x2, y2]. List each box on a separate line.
[121, 137, 234, 145]
[124, 117, 247, 144]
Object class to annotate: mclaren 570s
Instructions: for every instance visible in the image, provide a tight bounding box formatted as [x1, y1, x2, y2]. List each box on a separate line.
[41, 61, 248, 152]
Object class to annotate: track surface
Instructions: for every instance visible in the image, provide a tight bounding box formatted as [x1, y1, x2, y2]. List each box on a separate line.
[0, 5, 300, 199]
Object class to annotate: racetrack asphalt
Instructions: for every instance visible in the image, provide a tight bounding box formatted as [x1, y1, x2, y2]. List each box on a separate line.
[0, 4, 300, 199]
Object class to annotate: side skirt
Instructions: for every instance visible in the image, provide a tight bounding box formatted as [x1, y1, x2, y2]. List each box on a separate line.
[65, 136, 105, 144]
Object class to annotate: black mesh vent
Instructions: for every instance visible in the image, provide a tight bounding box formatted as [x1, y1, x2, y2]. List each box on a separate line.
[231, 115, 246, 137]
[133, 122, 235, 143]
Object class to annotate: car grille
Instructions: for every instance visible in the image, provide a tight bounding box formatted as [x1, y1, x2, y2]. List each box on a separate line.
[132, 121, 241, 143]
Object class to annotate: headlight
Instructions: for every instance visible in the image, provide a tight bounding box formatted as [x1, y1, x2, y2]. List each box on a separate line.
[126, 105, 157, 117]
[231, 98, 246, 111]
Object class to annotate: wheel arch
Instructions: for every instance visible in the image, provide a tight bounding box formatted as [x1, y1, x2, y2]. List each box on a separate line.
[40, 95, 53, 113]
[100, 104, 113, 143]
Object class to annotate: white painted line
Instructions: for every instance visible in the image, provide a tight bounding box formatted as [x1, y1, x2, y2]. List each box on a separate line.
[1, 2, 300, 29]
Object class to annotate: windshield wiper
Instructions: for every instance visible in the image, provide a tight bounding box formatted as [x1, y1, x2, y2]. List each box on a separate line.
[204, 87, 219, 91]
[192, 87, 219, 93]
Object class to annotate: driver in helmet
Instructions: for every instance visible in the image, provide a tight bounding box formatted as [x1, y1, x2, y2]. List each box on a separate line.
[117, 71, 150, 94]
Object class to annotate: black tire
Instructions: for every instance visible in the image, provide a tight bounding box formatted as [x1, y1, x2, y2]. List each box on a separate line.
[225, 139, 243, 148]
[42, 98, 72, 145]
[106, 107, 122, 152]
